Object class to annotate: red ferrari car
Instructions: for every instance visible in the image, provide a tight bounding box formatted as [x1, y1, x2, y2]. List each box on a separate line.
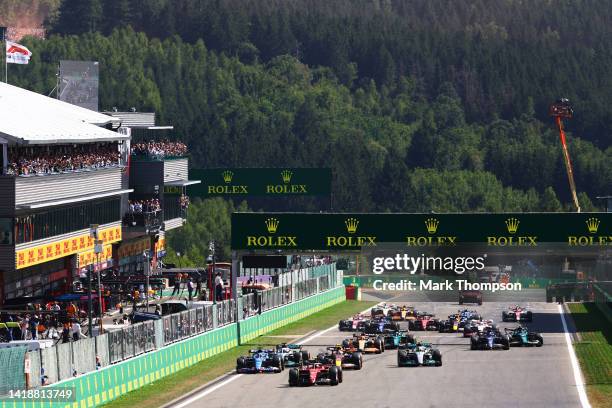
[288, 362, 343, 386]
[408, 313, 439, 331]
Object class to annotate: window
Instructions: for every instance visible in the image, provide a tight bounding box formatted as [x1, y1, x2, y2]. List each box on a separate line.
[15, 198, 121, 244]
[0, 218, 13, 245]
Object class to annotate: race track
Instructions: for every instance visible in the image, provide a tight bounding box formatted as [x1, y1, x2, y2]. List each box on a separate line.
[171, 297, 582, 408]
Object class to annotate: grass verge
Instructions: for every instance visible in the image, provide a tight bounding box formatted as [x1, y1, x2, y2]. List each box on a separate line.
[568, 302, 612, 408]
[103, 300, 376, 407]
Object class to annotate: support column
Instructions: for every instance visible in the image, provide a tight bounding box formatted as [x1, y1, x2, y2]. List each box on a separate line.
[231, 251, 240, 344]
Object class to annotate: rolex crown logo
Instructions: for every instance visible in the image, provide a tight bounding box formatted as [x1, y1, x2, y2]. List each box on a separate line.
[281, 170, 293, 184]
[586, 217, 600, 234]
[222, 170, 234, 183]
[505, 217, 520, 234]
[265, 218, 279, 234]
[424, 218, 439, 234]
[345, 218, 359, 234]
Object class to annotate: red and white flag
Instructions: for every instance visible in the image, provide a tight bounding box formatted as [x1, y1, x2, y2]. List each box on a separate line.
[6, 40, 32, 64]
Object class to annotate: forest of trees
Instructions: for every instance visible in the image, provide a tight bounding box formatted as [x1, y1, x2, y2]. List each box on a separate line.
[4, 0, 611, 217]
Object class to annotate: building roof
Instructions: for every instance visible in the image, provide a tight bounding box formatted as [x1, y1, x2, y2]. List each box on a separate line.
[0, 82, 125, 145]
[103, 111, 157, 128]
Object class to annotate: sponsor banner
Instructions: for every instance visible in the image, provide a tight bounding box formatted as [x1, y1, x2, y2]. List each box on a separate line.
[78, 244, 113, 267]
[231, 212, 611, 250]
[117, 237, 150, 259]
[188, 168, 331, 197]
[15, 226, 122, 269]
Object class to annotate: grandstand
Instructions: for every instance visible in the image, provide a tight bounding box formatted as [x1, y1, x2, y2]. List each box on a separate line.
[0, 83, 198, 306]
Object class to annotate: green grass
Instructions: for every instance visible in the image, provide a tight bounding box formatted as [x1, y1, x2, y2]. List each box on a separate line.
[103, 300, 376, 408]
[568, 303, 612, 408]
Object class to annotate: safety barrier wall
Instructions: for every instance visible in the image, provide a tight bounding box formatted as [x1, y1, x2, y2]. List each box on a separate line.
[1, 284, 345, 408]
[593, 283, 612, 324]
[238, 286, 345, 343]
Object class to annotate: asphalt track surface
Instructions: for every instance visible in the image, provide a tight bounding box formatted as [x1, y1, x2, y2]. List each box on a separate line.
[173, 292, 583, 408]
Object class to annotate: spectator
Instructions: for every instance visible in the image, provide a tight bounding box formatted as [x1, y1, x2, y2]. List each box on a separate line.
[187, 278, 194, 301]
[7, 143, 120, 176]
[71, 320, 86, 341]
[131, 140, 187, 159]
[215, 273, 224, 301]
[195, 277, 202, 297]
[172, 277, 181, 296]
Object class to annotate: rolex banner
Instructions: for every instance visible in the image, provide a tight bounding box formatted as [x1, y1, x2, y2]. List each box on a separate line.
[188, 168, 331, 197]
[231, 212, 611, 250]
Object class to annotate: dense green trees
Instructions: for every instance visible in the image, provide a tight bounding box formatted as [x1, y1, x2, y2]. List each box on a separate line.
[9, 28, 610, 212]
[41, 0, 612, 148]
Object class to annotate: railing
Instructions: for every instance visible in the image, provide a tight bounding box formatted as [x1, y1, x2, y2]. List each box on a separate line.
[163, 199, 186, 221]
[123, 210, 163, 229]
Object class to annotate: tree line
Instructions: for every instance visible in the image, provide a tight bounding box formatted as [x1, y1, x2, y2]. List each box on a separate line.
[8, 28, 610, 213]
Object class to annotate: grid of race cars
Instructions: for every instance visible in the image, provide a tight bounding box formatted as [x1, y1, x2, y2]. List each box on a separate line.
[235, 303, 543, 386]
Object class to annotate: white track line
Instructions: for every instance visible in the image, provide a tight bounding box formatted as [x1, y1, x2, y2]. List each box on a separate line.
[170, 303, 377, 407]
[558, 304, 591, 408]
[171, 374, 243, 408]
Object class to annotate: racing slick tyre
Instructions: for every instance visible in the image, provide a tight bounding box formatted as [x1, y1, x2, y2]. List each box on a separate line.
[502, 338, 510, 350]
[502, 312, 508, 322]
[478, 299, 483, 305]
[273, 355, 283, 371]
[342, 339, 350, 349]
[352, 352, 363, 370]
[374, 339, 383, 354]
[236, 357, 246, 373]
[534, 334, 544, 347]
[301, 350, 311, 361]
[470, 339, 477, 350]
[338, 367, 343, 383]
[288, 368, 299, 386]
[433, 350, 442, 366]
[459, 299, 464, 305]
[329, 366, 340, 386]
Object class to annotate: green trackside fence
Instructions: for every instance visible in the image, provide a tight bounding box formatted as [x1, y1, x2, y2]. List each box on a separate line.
[1, 266, 345, 408]
[593, 282, 612, 324]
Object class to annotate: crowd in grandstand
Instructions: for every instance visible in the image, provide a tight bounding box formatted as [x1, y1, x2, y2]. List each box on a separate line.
[6, 144, 120, 176]
[180, 194, 190, 209]
[128, 199, 161, 213]
[131, 140, 187, 158]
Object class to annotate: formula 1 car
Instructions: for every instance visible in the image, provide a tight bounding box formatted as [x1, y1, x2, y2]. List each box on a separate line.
[236, 349, 283, 373]
[371, 303, 394, 318]
[343, 333, 385, 354]
[458, 309, 482, 321]
[462, 319, 495, 338]
[408, 312, 439, 331]
[382, 330, 415, 350]
[438, 314, 463, 333]
[397, 342, 442, 367]
[470, 327, 510, 350]
[338, 314, 368, 331]
[505, 326, 544, 347]
[502, 305, 533, 322]
[274, 343, 311, 367]
[459, 289, 483, 305]
[288, 362, 343, 386]
[317, 345, 363, 370]
[362, 319, 401, 334]
[387, 305, 416, 321]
